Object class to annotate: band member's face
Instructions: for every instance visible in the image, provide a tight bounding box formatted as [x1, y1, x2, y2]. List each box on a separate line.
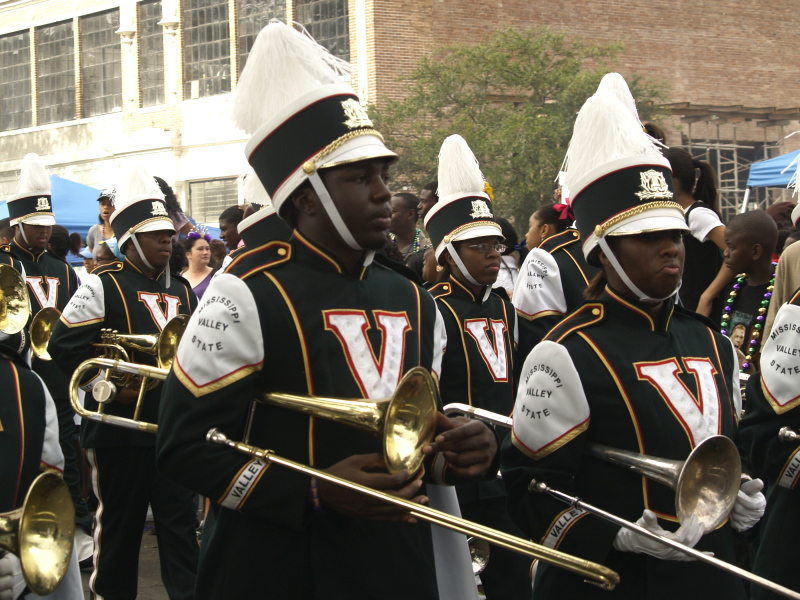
[19, 223, 52, 251]
[134, 230, 173, 271]
[603, 230, 685, 301]
[219, 219, 241, 252]
[452, 236, 502, 287]
[526, 212, 546, 250]
[319, 158, 393, 251]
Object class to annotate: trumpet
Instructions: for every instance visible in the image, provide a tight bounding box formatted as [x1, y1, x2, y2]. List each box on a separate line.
[205, 428, 620, 590]
[443, 404, 740, 533]
[68, 315, 189, 434]
[0, 264, 30, 335]
[0, 472, 75, 596]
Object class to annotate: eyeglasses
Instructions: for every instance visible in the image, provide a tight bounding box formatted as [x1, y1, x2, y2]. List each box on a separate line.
[467, 242, 506, 254]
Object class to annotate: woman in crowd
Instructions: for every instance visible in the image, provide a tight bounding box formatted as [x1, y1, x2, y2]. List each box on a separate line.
[181, 232, 213, 299]
[662, 148, 731, 315]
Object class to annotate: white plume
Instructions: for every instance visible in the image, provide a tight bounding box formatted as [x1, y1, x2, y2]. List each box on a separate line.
[17, 153, 51, 194]
[596, 72, 640, 123]
[437, 135, 485, 198]
[241, 168, 273, 207]
[232, 20, 352, 135]
[564, 91, 662, 191]
[113, 164, 164, 209]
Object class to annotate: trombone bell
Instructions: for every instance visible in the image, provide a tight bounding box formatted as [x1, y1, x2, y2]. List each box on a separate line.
[0, 472, 75, 596]
[0, 264, 30, 335]
[30, 307, 61, 360]
[260, 366, 438, 475]
[586, 435, 741, 533]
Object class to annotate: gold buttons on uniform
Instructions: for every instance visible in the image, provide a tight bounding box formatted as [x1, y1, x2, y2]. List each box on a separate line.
[592, 308, 600, 316]
[277, 247, 287, 256]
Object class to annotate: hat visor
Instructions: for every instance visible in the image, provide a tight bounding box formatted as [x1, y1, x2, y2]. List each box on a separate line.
[79, 248, 93, 258]
[434, 223, 504, 263]
[19, 214, 56, 226]
[582, 207, 688, 261]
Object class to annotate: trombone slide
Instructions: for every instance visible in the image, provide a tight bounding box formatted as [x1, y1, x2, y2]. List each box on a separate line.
[206, 428, 620, 591]
[530, 480, 800, 600]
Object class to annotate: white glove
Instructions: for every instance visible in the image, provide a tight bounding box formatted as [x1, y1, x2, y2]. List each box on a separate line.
[730, 478, 766, 532]
[613, 509, 704, 562]
[0, 553, 25, 600]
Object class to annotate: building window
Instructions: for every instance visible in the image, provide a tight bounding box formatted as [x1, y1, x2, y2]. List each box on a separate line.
[139, 0, 165, 107]
[237, 0, 286, 74]
[183, 0, 230, 99]
[37, 20, 75, 125]
[0, 31, 32, 131]
[81, 10, 122, 117]
[295, 0, 349, 61]
[189, 178, 238, 223]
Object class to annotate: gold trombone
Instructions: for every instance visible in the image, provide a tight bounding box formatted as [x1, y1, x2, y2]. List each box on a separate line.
[0, 472, 75, 596]
[442, 403, 740, 533]
[444, 405, 800, 600]
[205, 427, 620, 590]
[70, 358, 438, 475]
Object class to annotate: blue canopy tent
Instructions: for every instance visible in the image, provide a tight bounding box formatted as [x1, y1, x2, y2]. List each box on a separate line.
[741, 149, 800, 212]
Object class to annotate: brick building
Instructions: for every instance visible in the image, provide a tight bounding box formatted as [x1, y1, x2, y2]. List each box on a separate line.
[0, 0, 798, 225]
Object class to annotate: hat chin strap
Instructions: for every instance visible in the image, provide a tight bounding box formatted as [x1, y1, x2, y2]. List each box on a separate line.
[446, 242, 492, 302]
[130, 233, 170, 288]
[18, 223, 29, 246]
[307, 171, 376, 267]
[308, 171, 362, 251]
[598, 237, 680, 305]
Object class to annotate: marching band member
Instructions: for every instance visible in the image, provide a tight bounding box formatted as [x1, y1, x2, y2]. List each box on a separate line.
[156, 21, 496, 600]
[0, 314, 82, 600]
[48, 166, 199, 600]
[740, 285, 800, 599]
[425, 135, 530, 599]
[739, 156, 800, 598]
[501, 84, 761, 599]
[3, 154, 92, 568]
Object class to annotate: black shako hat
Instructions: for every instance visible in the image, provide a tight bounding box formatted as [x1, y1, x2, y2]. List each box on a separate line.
[564, 90, 687, 266]
[424, 135, 502, 265]
[6, 153, 56, 227]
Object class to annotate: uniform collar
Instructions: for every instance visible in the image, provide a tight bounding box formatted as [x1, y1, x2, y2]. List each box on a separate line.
[448, 274, 491, 304]
[602, 285, 675, 333]
[10, 238, 46, 261]
[123, 256, 168, 283]
[291, 229, 374, 280]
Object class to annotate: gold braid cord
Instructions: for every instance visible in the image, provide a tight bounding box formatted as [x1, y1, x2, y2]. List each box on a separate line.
[303, 129, 386, 174]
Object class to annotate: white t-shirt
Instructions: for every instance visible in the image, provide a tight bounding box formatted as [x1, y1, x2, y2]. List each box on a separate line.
[687, 204, 723, 242]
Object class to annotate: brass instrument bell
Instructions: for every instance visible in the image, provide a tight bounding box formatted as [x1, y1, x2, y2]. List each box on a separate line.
[0, 264, 30, 335]
[0, 472, 75, 596]
[30, 307, 61, 360]
[258, 366, 438, 474]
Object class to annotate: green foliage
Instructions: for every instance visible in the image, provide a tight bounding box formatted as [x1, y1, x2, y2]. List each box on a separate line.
[368, 28, 667, 229]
